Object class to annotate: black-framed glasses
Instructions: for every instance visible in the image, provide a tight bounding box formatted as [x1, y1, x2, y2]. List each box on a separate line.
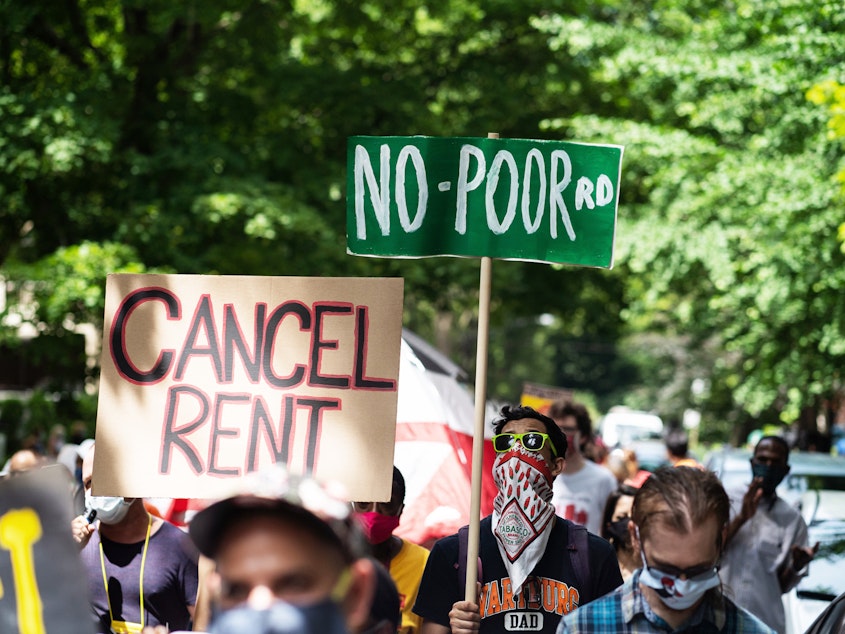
[640, 543, 719, 580]
[492, 432, 558, 457]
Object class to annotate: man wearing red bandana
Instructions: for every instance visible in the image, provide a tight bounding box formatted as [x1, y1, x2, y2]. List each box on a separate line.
[413, 405, 623, 633]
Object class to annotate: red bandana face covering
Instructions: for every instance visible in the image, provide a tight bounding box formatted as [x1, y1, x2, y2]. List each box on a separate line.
[491, 445, 556, 595]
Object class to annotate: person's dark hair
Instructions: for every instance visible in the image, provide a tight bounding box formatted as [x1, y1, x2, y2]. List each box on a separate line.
[600, 484, 638, 547]
[664, 429, 689, 459]
[546, 399, 592, 439]
[493, 405, 567, 458]
[392, 466, 406, 504]
[368, 559, 401, 632]
[755, 435, 790, 462]
[632, 466, 730, 549]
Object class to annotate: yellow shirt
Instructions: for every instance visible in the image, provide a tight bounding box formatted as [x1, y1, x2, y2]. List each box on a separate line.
[391, 539, 430, 634]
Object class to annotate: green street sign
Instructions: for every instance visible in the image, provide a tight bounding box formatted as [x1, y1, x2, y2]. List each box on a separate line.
[347, 135, 623, 268]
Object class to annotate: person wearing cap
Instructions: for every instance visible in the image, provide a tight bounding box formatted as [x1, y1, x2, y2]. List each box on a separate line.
[187, 468, 378, 634]
[353, 466, 429, 634]
[72, 442, 199, 633]
[414, 405, 623, 634]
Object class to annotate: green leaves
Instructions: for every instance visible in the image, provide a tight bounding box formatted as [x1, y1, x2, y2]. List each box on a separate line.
[1, 0, 843, 440]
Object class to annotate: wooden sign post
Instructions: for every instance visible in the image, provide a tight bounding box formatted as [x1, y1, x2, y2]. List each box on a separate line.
[347, 133, 623, 601]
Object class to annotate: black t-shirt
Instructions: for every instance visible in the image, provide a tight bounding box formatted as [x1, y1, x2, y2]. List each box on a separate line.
[81, 520, 199, 633]
[413, 515, 622, 633]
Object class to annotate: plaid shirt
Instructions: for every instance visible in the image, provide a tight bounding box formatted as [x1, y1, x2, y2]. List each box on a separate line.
[556, 570, 777, 634]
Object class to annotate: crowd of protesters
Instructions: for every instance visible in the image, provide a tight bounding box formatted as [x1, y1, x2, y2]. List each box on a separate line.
[0, 398, 823, 633]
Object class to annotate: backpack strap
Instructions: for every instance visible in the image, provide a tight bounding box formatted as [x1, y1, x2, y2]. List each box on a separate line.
[457, 522, 589, 602]
[455, 525, 482, 594]
[567, 523, 591, 603]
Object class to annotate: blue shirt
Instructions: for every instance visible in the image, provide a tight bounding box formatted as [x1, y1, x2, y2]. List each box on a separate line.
[556, 570, 776, 633]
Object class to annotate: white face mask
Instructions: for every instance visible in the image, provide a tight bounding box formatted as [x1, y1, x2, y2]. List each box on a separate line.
[85, 489, 134, 525]
[638, 549, 720, 610]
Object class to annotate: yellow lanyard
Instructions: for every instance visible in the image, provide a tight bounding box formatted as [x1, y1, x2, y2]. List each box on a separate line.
[99, 514, 152, 631]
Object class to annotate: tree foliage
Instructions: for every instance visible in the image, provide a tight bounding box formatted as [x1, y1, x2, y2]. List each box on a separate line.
[1, 0, 843, 444]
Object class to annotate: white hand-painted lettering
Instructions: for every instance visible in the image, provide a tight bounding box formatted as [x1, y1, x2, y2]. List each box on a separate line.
[354, 142, 615, 244]
[486, 150, 519, 235]
[354, 144, 391, 239]
[395, 145, 427, 233]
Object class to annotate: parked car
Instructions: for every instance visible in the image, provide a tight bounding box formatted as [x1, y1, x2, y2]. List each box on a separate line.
[626, 439, 672, 473]
[802, 588, 845, 634]
[705, 447, 845, 634]
[598, 407, 664, 448]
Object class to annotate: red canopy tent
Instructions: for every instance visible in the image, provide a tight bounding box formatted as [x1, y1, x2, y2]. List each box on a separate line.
[393, 330, 497, 548]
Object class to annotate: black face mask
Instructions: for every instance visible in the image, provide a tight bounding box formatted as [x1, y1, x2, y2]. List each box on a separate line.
[605, 517, 632, 550]
[751, 462, 789, 496]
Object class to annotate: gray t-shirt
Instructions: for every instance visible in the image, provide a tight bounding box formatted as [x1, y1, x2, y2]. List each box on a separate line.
[81, 519, 199, 633]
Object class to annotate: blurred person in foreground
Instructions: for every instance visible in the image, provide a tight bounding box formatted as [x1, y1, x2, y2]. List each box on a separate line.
[548, 399, 618, 534]
[71, 443, 198, 633]
[414, 405, 622, 633]
[556, 466, 776, 633]
[185, 466, 379, 634]
[354, 466, 429, 633]
[720, 435, 819, 633]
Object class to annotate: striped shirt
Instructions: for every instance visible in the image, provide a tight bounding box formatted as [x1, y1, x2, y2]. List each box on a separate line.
[556, 570, 776, 633]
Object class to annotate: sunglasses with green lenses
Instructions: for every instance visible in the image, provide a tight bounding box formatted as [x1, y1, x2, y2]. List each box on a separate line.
[492, 432, 558, 457]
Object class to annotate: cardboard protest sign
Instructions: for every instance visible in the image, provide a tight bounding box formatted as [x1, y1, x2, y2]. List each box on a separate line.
[94, 274, 404, 502]
[0, 466, 94, 634]
[347, 135, 623, 267]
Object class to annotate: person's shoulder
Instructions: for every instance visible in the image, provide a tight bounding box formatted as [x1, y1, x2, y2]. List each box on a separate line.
[580, 459, 617, 484]
[400, 538, 430, 560]
[723, 595, 778, 633]
[771, 495, 806, 525]
[594, 462, 618, 485]
[153, 519, 199, 555]
[584, 529, 615, 553]
[155, 517, 188, 537]
[553, 518, 612, 551]
[428, 528, 461, 554]
[560, 584, 624, 627]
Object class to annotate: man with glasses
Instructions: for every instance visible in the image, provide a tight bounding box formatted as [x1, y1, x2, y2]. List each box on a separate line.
[556, 466, 775, 633]
[414, 405, 622, 633]
[548, 399, 618, 535]
[719, 435, 819, 633]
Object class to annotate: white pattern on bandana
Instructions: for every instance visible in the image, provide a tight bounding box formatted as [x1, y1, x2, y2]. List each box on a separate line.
[491, 445, 556, 595]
